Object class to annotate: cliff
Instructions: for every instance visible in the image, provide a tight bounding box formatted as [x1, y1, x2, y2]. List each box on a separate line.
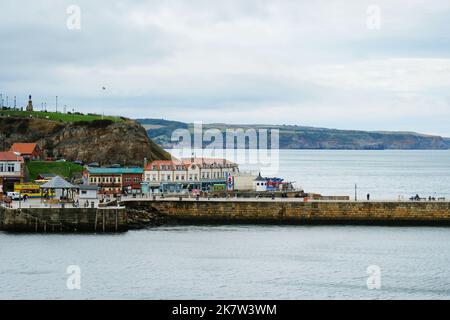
[138, 119, 450, 150]
[0, 116, 171, 166]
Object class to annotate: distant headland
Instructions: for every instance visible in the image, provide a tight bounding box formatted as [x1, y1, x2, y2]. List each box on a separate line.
[137, 118, 450, 150]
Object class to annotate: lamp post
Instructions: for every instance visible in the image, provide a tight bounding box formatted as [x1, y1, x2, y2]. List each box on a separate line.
[13, 151, 22, 209]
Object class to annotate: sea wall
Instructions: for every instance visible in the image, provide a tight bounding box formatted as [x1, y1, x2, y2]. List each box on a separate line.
[124, 200, 450, 225]
[0, 206, 127, 232]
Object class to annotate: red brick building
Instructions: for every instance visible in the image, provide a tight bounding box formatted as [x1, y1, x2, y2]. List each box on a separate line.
[10, 143, 43, 160]
[86, 167, 143, 195]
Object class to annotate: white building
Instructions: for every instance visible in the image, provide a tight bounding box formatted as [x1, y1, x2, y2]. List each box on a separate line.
[78, 184, 99, 199]
[0, 151, 24, 192]
[144, 157, 239, 193]
[233, 172, 256, 191]
[253, 173, 267, 192]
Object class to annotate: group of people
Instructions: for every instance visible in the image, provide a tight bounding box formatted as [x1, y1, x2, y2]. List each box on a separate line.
[409, 194, 444, 201]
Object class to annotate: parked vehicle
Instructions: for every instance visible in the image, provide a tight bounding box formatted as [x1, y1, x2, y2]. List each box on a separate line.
[88, 162, 100, 167]
[6, 192, 22, 201]
[14, 183, 55, 198]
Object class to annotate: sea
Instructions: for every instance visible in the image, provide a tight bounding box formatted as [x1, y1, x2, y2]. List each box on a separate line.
[1, 150, 450, 299]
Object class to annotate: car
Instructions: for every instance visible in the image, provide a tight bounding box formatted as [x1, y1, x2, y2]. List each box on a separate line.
[56, 159, 66, 162]
[88, 162, 100, 167]
[73, 160, 84, 166]
[6, 192, 22, 201]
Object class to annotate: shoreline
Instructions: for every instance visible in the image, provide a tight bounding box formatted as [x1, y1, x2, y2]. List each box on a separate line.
[2, 199, 450, 233]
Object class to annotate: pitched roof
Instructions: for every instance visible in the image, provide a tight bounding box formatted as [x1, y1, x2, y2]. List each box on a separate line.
[37, 173, 57, 179]
[145, 158, 237, 171]
[40, 176, 75, 189]
[144, 159, 187, 171]
[87, 167, 143, 175]
[77, 184, 99, 191]
[10, 143, 38, 155]
[182, 158, 237, 166]
[0, 151, 24, 162]
[254, 173, 266, 181]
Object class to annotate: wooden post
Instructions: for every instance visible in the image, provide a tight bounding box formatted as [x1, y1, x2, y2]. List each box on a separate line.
[94, 210, 97, 232]
[115, 209, 118, 232]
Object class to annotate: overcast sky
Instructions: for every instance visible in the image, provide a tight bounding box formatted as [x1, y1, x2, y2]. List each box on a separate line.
[1, 0, 450, 136]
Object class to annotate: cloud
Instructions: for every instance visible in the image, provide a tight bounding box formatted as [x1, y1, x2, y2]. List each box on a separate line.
[1, 0, 450, 135]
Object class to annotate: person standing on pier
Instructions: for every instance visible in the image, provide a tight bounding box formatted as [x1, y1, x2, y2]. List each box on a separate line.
[367, 193, 370, 201]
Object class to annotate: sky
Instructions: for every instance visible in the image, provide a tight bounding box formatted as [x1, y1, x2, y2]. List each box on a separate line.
[1, 0, 450, 136]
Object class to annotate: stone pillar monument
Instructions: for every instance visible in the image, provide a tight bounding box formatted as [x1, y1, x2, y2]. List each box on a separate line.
[26, 95, 33, 112]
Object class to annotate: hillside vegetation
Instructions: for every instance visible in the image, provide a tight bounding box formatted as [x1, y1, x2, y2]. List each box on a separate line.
[0, 109, 123, 123]
[26, 161, 84, 180]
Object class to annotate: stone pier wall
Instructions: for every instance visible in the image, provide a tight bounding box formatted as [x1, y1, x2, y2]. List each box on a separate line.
[0, 206, 127, 232]
[124, 200, 450, 225]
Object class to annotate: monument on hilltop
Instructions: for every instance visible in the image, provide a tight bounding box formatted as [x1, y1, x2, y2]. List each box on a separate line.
[26, 95, 33, 112]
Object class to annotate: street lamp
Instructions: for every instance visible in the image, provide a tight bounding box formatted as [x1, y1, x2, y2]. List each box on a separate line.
[13, 151, 22, 209]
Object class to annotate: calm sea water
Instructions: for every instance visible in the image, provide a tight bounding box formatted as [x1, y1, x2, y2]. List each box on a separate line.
[1, 150, 450, 300]
[233, 149, 450, 200]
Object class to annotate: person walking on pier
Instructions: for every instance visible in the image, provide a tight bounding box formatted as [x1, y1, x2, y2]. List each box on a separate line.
[367, 193, 370, 201]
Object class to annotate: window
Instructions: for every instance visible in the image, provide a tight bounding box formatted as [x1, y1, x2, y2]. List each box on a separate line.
[134, 177, 140, 183]
[7, 163, 15, 172]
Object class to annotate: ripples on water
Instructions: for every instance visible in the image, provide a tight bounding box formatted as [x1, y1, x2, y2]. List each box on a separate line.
[230, 150, 450, 200]
[2, 226, 450, 300]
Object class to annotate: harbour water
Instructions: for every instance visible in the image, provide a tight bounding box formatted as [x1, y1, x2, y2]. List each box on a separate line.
[1, 150, 450, 299]
[234, 149, 450, 200]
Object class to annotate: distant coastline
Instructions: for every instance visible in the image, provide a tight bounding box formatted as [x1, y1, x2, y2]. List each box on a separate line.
[137, 118, 450, 150]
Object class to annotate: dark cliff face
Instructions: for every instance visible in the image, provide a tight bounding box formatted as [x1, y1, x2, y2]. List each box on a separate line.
[0, 117, 171, 166]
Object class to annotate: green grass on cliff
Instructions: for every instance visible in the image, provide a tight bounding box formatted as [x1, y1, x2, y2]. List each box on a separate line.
[26, 161, 84, 181]
[0, 109, 123, 123]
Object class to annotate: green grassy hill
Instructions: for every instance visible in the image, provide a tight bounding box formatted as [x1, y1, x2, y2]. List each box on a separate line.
[26, 161, 84, 181]
[0, 109, 123, 123]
